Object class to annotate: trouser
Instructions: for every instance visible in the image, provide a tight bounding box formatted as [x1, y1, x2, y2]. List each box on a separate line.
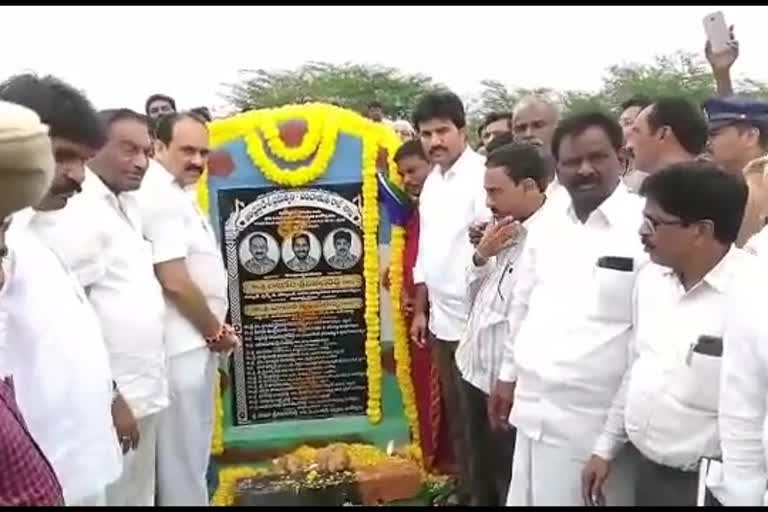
[156, 347, 217, 506]
[633, 444, 722, 506]
[429, 334, 473, 503]
[507, 431, 636, 506]
[68, 490, 106, 506]
[460, 378, 516, 506]
[105, 413, 160, 506]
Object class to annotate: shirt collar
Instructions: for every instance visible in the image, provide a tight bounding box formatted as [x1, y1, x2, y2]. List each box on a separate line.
[566, 181, 631, 226]
[662, 246, 743, 295]
[434, 145, 478, 179]
[82, 167, 115, 200]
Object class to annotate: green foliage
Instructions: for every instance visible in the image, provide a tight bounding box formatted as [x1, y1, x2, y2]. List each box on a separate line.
[224, 61, 442, 119]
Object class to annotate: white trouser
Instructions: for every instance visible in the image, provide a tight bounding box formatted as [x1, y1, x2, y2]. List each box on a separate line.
[156, 347, 217, 506]
[507, 431, 636, 506]
[105, 413, 160, 506]
[67, 490, 106, 506]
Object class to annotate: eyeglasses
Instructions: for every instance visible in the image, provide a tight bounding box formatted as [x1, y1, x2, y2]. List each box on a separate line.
[642, 214, 683, 234]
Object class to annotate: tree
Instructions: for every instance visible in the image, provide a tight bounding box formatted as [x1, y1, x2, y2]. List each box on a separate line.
[224, 61, 443, 119]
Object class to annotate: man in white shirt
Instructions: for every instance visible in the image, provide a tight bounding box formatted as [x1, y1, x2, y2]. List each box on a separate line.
[0, 73, 123, 506]
[455, 143, 548, 505]
[409, 91, 489, 504]
[496, 112, 646, 506]
[626, 97, 708, 177]
[137, 112, 238, 506]
[582, 162, 751, 506]
[717, 249, 768, 506]
[511, 95, 568, 211]
[34, 109, 168, 505]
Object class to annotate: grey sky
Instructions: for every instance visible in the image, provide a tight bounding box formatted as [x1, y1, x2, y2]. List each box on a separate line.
[1, 5, 766, 115]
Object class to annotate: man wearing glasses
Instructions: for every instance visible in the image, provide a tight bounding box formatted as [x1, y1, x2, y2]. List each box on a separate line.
[582, 162, 752, 506]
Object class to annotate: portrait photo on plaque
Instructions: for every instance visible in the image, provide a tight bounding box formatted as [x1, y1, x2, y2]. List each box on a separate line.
[239, 231, 280, 276]
[282, 231, 321, 273]
[323, 228, 362, 271]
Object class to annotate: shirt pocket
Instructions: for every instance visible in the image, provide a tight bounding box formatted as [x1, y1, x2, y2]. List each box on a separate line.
[668, 350, 721, 413]
[591, 265, 635, 323]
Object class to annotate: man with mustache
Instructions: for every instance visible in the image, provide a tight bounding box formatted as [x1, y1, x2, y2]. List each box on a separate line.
[0, 100, 64, 507]
[617, 96, 652, 193]
[409, 91, 490, 505]
[137, 111, 239, 505]
[626, 97, 708, 177]
[702, 95, 768, 175]
[0, 74, 123, 506]
[31, 108, 168, 505]
[479, 112, 513, 149]
[286, 233, 318, 272]
[456, 143, 548, 505]
[582, 162, 750, 506]
[243, 234, 277, 275]
[498, 112, 646, 506]
[327, 230, 358, 270]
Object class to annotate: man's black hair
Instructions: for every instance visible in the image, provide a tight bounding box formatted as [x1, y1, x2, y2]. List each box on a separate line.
[0, 73, 106, 149]
[367, 100, 383, 109]
[190, 106, 212, 122]
[639, 161, 747, 245]
[292, 233, 310, 245]
[251, 233, 268, 245]
[485, 131, 516, 154]
[478, 111, 513, 138]
[393, 139, 428, 163]
[412, 91, 466, 131]
[333, 230, 352, 244]
[145, 93, 177, 116]
[485, 143, 549, 193]
[647, 97, 708, 155]
[98, 108, 148, 130]
[620, 95, 652, 112]
[154, 111, 208, 146]
[551, 111, 623, 161]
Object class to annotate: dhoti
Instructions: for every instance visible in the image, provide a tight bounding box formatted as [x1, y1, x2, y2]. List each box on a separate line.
[156, 347, 217, 506]
[507, 431, 636, 506]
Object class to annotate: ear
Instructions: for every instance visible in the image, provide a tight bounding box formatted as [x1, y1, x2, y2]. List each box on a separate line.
[695, 218, 716, 240]
[521, 177, 539, 193]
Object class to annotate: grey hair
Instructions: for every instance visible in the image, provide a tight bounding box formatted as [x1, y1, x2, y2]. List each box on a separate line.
[512, 94, 563, 122]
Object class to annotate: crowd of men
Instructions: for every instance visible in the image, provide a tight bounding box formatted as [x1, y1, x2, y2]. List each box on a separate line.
[2, 28, 768, 508]
[383, 33, 768, 507]
[0, 78, 236, 505]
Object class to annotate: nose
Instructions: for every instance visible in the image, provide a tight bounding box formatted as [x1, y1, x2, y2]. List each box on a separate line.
[576, 161, 596, 177]
[190, 152, 204, 167]
[638, 217, 653, 237]
[133, 151, 149, 170]
[67, 161, 87, 185]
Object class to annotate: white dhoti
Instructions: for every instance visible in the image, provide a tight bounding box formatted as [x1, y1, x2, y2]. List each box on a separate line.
[105, 413, 160, 506]
[507, 431, 636, 506]
[156, 347, 217, 506]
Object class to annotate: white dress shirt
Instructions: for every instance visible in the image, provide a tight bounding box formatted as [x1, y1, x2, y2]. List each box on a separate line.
[744, 224, 768, 257]
[413, 147, 490, 340]
[497, 183, 647, 458]
[715, 262, 768, 505]
[455, 205, 546, 394]
[30, 169, 169, 419]
[0, 209, 122, 504]
[618, 248, 752, 470]
[137, 161, 228, 357]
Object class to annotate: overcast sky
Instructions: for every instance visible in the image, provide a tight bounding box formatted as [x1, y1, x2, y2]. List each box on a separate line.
[2, 5, 767, 115]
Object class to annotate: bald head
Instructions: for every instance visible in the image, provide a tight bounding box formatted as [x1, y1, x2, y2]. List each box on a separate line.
[512, 95, 561, 157]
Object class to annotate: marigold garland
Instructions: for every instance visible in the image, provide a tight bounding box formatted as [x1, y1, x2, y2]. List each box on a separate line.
[212, 466, 269, 506]
[211, 374, 224, 456]
[200, 104, 394, 432]
[383, 136, 424, 464]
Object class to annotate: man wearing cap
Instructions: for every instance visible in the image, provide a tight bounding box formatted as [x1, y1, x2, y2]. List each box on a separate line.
[703, 95, 768, 175]
[0, 74, 123, 506]
[0, 100, 64, 506]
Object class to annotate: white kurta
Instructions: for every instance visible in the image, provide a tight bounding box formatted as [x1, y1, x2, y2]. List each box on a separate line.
[0, 208, 122, 505]
[31, 169, 169, 506]
[498, 183, 647, 506]
[137, 161, 228, 506]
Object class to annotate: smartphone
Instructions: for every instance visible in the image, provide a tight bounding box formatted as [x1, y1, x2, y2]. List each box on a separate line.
[703, 11, 730, 53]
